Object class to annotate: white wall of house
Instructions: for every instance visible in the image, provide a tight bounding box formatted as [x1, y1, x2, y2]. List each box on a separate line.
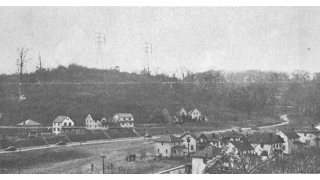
[181, 135, 197, 154]
[154, 141, 182, 157]
[120, 121, 134, 128]
[276, 132, 290, 154]
[85, 114, 103, 129]
[189, 109, 202, 120]
[315, 124, 320, 131]
[276, 131, 298, 154]
[192, 157, 206, 174]
[180, 108, 187, 116]
[52, 117, 74, 134]
[297, 132, 319, 147]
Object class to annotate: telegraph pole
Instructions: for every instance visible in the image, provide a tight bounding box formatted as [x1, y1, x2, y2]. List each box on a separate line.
[100, 155, 106, 174]
[96, 32, 106, 69]
[143, 43, 153, 75]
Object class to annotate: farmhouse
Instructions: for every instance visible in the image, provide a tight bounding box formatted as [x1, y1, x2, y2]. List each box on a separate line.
[85, 114, 107, 129]
[246, 133, 285, 158]
[179, 108, 187, 117]
[113, 113, 134, 128]
[179, 132, 198, 155]
[296, 127, 320, 147]
[276, 129, 303, 154]
[52, 116, 74, 134]
[188, 108, 202, 120]
[154, 134, 184, 157]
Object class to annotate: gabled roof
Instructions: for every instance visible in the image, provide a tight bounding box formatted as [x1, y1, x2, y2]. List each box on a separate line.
[188, 108, 201, 115]
[280, 130, 300, 139]
[220, 131, 243, 139]
[246, 133, 284, 144]
[203, 133, 221, 142]
[115, 113, 133, 118]
[230, 141, 254, 151]
[295, 129, 320, 135]
[88, 114, 105, 121]
[154, 134, 183, 143]
[53, 116, 69, 123]
[190, 146, 222, 158]
[180, 132, 198, 139]
[17, 119, 42, 126]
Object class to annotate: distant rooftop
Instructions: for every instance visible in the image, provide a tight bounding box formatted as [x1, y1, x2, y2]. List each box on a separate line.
[17, 119, 42, 126]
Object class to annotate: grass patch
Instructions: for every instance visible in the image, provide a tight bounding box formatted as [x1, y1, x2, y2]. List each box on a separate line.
[0, 147, 91, 173]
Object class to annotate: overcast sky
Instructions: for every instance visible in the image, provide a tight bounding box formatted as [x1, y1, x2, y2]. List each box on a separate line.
[1, 6, 320, 75]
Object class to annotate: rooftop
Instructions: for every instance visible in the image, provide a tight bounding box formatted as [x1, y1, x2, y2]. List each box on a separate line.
[230, 141, 254, 151]
[190, 146, 221, 159]
[17, 119, 42, 126]
[154, 134, 183, 143]
[53, 116, 69, 123]
[280, 130, 300, 139]
[116, 113, 134, 118]
[246, 133, 284, 144]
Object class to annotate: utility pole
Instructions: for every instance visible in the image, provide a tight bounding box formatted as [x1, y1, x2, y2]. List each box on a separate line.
[143, 42, 153, 75]
[96, 32, 106, 69]
[187, 137, 190, 157]
[100, 155, 106, 174]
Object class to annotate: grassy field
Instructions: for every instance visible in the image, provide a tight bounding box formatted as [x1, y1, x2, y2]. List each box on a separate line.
[0, 139, 188, 174]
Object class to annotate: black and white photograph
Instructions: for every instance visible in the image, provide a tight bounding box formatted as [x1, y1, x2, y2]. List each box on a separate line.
[1, 4, 320, 174]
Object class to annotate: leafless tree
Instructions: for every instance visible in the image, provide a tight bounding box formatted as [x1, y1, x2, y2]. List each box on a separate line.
[16, 48, 30, 84]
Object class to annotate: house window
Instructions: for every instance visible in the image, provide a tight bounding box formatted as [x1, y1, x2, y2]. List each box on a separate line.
[64, 122, 67, 126]
[261, 144, 264, 148]
[304, 133, 307, 136]
[166, 149, 168, 154]
[69, 122, 72, 126]
[191, 145, 194, 150]
[53, 128, 56, 131]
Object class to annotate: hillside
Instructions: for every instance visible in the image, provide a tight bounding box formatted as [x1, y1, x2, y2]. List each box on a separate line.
[0, 64, 284, 126]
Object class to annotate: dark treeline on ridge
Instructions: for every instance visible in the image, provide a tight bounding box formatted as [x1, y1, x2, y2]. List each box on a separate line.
[0, 64, 320, 126]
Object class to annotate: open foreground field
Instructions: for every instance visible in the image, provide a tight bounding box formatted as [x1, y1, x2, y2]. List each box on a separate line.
[0, 139, 188, 174]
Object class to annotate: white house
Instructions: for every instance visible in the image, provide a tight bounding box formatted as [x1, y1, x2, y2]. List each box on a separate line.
[113, 113, 134, 128]
[180, 132, 197, 156]
[296, 128, 320, 147]
[154, 134, 184, 157]
[188, 108, 202, 120]
[52, 116, 74, 134]
[246, 133, 285, 159]
[17, 119, 42, 129]
[85, 114, 107, 129]
[179, 108, 187, 117]
[276, 129, 302, 154]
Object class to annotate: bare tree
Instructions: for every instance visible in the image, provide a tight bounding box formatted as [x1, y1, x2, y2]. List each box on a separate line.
[36, 52, 44, 72]
[16, 48, 30, 84]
